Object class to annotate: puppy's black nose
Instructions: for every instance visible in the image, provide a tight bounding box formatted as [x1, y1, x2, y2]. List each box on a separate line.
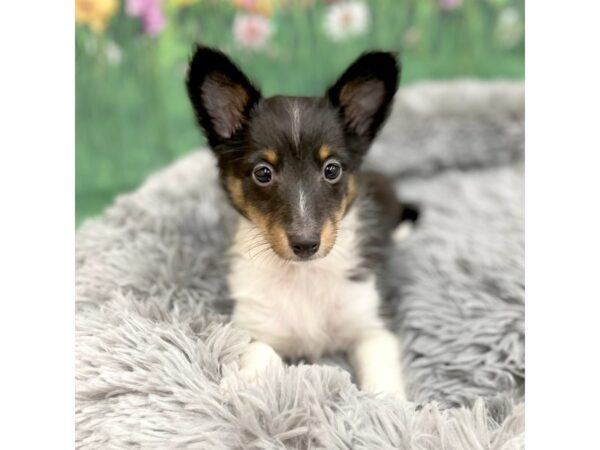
[289, 235, 320, 258]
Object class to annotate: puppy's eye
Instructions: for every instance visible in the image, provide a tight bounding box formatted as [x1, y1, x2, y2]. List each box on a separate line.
[323, 160, 343, 183]
[252, 163, 274, 186]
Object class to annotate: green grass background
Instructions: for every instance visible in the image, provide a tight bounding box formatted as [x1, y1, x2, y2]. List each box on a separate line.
[76, 0, 524, 225]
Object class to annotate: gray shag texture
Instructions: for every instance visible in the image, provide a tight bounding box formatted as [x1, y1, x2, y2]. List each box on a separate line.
[76, 80, 525, 449]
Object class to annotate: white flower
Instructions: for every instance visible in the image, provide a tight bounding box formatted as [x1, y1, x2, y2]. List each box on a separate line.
[232, 13, 274, 50]
[324, 1, 370, 42]
[104, 40, 123, 65]
[83, 33, 99, 55]
[403, 26, 422, 49]
[495, 7, 523, 49]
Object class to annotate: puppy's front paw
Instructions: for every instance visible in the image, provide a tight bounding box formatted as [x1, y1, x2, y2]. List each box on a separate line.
[219, 341, 283, 395]
[219, 367, 258, 395]
[361, 378, 407, 401]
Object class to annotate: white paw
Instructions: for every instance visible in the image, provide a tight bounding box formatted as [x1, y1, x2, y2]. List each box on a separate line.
[219, 341, 283, 396]
[219, 367, 259, 395]
[361, 380, 408, 401]
[393, 221, 414, 242]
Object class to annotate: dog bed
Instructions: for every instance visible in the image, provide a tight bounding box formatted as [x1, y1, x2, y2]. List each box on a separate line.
[76, 80, 525, 449]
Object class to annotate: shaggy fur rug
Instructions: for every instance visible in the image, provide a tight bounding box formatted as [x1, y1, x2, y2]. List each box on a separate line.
[76, 80, 525, 449]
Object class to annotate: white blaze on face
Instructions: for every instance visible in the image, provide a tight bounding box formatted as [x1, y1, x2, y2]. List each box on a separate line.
[298, 187, 307, 219]
[290, 100, 301, 150]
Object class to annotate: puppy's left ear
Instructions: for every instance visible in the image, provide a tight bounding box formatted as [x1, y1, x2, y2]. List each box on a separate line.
[327, 52, 399, 142]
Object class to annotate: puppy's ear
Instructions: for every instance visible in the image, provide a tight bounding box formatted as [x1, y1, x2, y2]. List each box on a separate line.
[327, 52, 399, 141]
[186, 46, 261, 146]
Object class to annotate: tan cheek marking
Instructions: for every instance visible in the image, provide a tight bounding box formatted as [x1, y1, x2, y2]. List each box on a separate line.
[227, 176, 292, 259]
[269, 222, 293, 259]
[321, 174, 357, 255]
[320, 219, 337, 254]
[246, 205, 270, 232]
[263, 148, 278, 165]
[347, 174, 358, 205]
[318, 144, 332, 162]
[338, 174, 358, 218]
[227, 177, 246, 211]
[246, 205, 294, 259]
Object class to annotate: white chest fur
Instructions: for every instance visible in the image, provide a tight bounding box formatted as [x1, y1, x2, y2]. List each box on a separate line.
[228, 207, 385, 360]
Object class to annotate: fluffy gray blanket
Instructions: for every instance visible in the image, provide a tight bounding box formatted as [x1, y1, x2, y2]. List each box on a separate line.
[76, 80, 525, 449]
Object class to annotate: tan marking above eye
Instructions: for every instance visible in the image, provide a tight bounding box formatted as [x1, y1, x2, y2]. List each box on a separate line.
[318, 144, 332, 162]
[262, 148, 278, 165]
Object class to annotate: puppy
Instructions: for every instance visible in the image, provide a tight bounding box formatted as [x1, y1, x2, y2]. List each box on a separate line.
[186, 46, 418, 398]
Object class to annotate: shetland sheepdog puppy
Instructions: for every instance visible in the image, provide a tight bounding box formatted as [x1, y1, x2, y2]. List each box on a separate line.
[186, 46, 418, 398]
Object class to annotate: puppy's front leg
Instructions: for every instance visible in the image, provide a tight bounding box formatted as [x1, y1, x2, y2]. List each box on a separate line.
[350, 328, 407, 399]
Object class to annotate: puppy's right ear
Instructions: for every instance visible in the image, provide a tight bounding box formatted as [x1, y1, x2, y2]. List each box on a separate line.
[186, 46, 261, 147]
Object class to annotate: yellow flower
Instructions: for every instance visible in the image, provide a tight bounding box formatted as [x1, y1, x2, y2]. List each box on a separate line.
[233, 0, 280, 17]
[75, 0, 119, 33]
[169, 0, 197, 7]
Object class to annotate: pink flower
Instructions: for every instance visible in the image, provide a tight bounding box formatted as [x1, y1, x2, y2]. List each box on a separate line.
[126, 0, 145, 15]
[126, 0, 165, 35]
[142, 4, 165, 35]
[439, 0, 463, 10]
[232, 13, 274, 50]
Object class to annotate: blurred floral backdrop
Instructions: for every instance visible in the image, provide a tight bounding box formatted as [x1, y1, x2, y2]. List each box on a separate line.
[76, 0, 524, 224]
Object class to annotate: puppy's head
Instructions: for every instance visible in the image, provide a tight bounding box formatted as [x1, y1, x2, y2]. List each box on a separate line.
[186, 46, 399, 261]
